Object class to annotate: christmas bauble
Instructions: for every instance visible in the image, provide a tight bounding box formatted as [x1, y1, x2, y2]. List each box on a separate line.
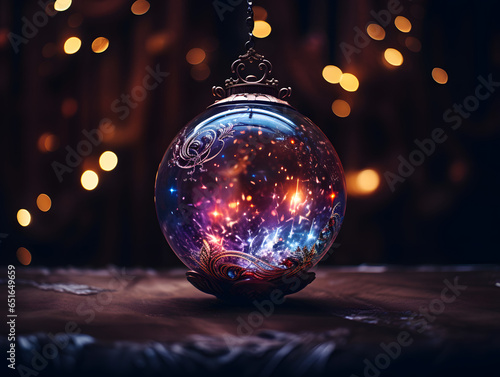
[155, 50, 346, 300]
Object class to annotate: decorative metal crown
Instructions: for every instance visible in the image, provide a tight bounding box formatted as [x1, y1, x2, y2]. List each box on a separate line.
[212, 48, 292, 100]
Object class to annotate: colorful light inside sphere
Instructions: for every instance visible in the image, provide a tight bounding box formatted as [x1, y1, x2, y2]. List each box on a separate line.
[155, 49, 346, 300]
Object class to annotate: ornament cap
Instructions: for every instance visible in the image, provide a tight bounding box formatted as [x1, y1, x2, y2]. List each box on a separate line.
[212, 48, 292, 102]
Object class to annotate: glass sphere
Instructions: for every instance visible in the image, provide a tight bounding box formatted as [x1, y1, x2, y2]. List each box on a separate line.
[155, 100, 346, 278]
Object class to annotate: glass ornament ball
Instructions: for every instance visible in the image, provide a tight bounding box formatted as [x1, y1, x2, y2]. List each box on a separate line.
[155, 99, 346, 298]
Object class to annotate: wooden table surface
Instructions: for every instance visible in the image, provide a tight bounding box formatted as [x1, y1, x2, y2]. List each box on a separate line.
[2, 265, 500, 377]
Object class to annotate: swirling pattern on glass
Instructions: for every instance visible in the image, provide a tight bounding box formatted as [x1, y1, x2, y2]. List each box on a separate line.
[155, 101, 346, 277]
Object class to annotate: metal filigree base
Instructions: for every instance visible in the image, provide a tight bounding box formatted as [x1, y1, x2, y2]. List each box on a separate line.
[185, 240, 317, 302]
[186, 270, 315, 302]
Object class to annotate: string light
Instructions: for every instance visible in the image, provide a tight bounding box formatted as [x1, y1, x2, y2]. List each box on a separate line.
[17, 209, 31, 227]
[54, 0, 72, 12]
[253, 21, 271, 38]
[357, 169, 380, 192]
[16, 247, 32, 266]
[331, 100, 351, 118]
[81, 170, 99, 191]
[322, 65, 342, 84]
[36, 194, 52, 212]
[131, 0, 150, 16]
[37, 133, 59, 152]
[92, 37, 109, 53]
[63, 37, 81, 54]
[384, 48, 404, 66]
[432, 68, 448, 84]
[186, 48, 206, 65]
[253, 6, 268, 21]
[339, 73, 359, 92]
[346, 169, 380, 196]
[394, 16, 412, 33]
[366, 24, 386, 40]
[99, 151, 118, 171]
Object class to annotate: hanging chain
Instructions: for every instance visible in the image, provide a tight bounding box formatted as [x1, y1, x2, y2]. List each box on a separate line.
[245, 0, 255, 51]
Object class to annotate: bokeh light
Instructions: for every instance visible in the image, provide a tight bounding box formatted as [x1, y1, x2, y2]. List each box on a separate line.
[16, 247, 32, 266]
[81, 170, 99, 191]
[63, 37, 81, 54]
[36, 194, 52, 212]
[357, 169, 380, 192]
[405, 36, 422, 52]
[322, 65, 342, 84]
[331, 100, 351, 118]
[37, 133, 59, 152]
[339, 73, 359, 92]
[54, 0, 72, 12]
[346, 169, 381, 196]
[17, 209, 31, 227]
[253, 6, 268, 21]
[384, 48, 404, 66]
[131, 0, 150, 16]
[146, 32, 170, 54]
[61, 98, 78, 118]
[91, 37, 109, 53]
[432, 67, 448, 84]
[99, 151, 118, 171]
[186, 48, 206, 65]
[191, 63, 211, 81]
[395, 16, 412, 33]
[253, 20, 272, 38]
[366, 24, 386, 40]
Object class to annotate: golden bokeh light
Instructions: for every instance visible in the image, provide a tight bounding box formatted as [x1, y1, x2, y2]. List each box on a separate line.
[405, 36, 422, 52]
[346, 169, 381, 196]
[253, 6, 268, 21]
[331, 100, 351, 118]
[63, 37, 81, 54]
[394, 16, 412, 33]
[384, 48, 404, 66]
[37, 133, 59, 152]
[432, 67, 448, 84]
[357, 169, 380, 192]
[191, 63, 211, 81]
[17, 247, 32, 266]
[366, 24, 386, 41]
[36, 194, 52, 212]
[253, 20, 272, 39]
[17, 209, 31, 227]
[322, 65, 342, 84]
[54, 0, 72, 12]
[339, 73, 359, 92]
[81, 170, 99, 191]
[99, 151, 118, 171]
[131, 0, 150, 16]
[186, 48, 206, 65]
[92, 37, 109, 53]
